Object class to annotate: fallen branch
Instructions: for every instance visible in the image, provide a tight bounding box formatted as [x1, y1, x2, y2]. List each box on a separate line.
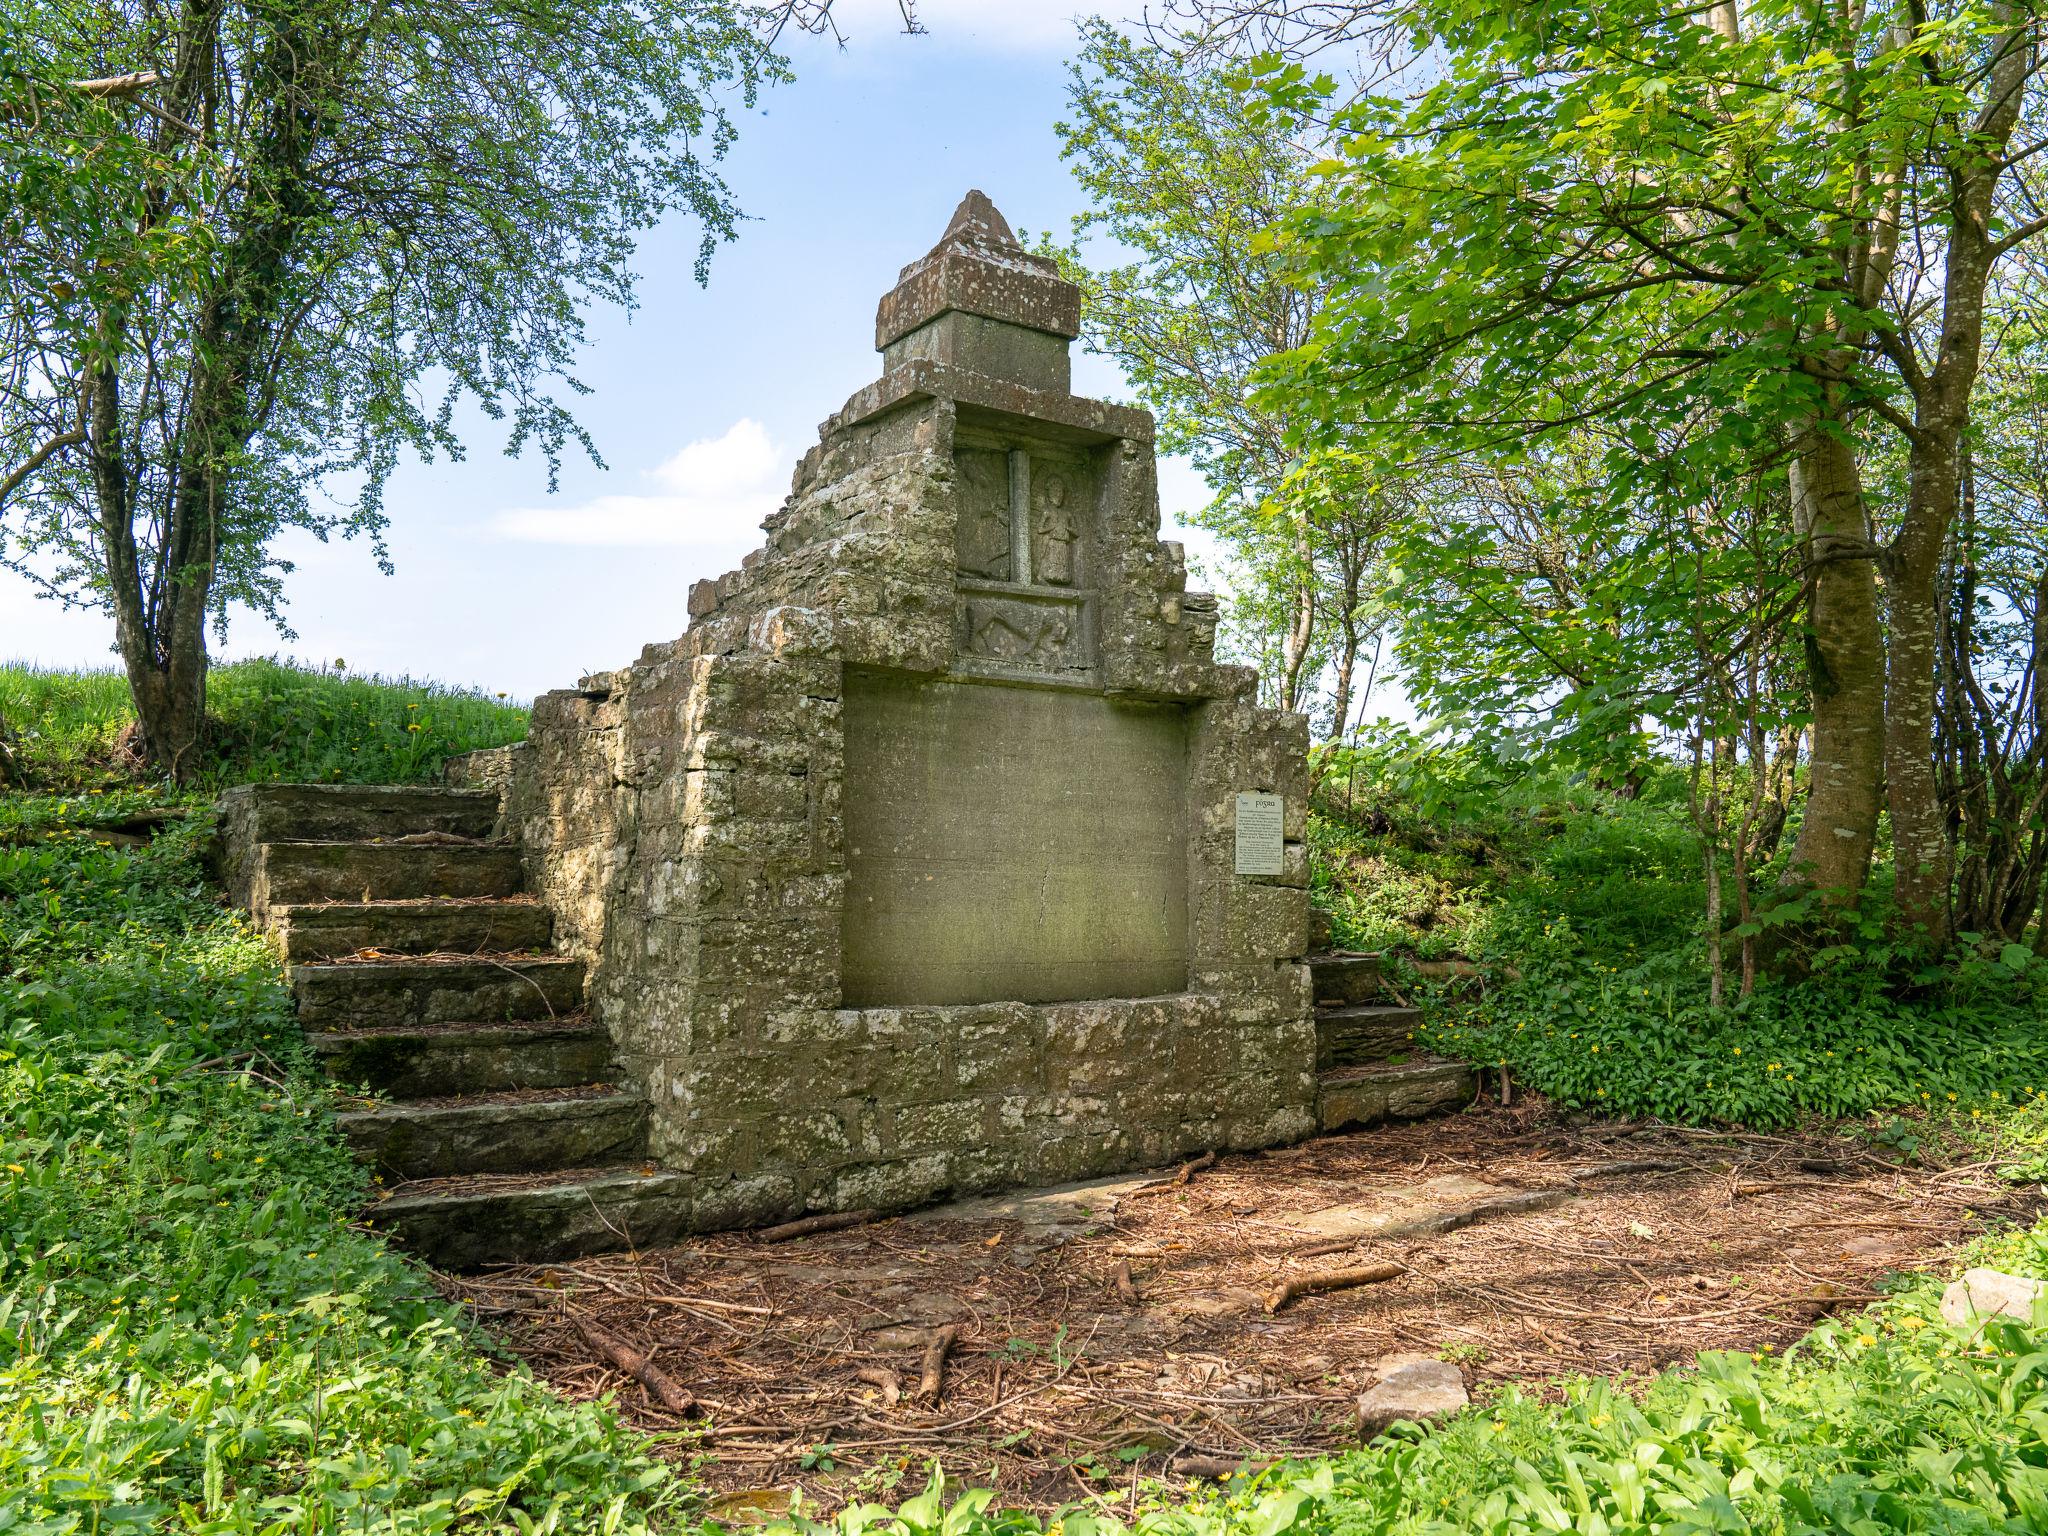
[1263, 1262, 1402, 1314]
[1379, 1187, 1570, 1239]
[1567, 1159, 1692, 1180]
[755, 1209, 877, 1243]
[1171, 1454, 1281, 1480]
[1130, 1151, 1219, 1197]
[1114, 1260, 1140, 1305]
[1288, 1237, 1363, 1259]
[571, 1316, 697, 1416]
[856, 1366, 902, 1408]
[919, 1323, 961, 1403]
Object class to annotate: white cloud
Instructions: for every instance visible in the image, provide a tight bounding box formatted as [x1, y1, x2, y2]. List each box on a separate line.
[492, 419, 786, 547]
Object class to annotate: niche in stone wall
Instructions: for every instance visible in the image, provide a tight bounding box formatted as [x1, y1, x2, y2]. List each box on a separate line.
[839, 668, 1190, 1007]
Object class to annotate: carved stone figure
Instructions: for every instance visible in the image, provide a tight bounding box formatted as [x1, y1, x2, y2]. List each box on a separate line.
[1032, 467, 1078, 586]
[955, 448, 1012, 580]
[965, 600, 1080, 671]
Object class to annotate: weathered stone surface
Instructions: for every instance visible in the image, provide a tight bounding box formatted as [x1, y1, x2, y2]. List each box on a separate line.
[310, 1019, 613, 1098]
[255, 841, 523, 910]
[1358, 1356, 1468, 1437]
[841, 672, 1190, 1005]
[339, 1090, 645, 1180]
[292, 956, 586, 1030]
[275, 897, 550, 961]
[219, 782, 499, 845]
[369, 1167, 693, 1269]
[1319, 1059, 1475, 1133]
[1940, 1267, 2048, 1328]
[1316, 1004, 1421, 1069]
[1308, 951, 1386, 1006]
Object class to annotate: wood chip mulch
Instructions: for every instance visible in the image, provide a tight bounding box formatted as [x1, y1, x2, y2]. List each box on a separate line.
[439, 1103, 2037, 1514]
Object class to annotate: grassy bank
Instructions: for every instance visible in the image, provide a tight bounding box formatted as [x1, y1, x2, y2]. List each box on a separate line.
[1309, 732, 2048, 1129]
[0, 663, 677, 1530]
[0, 657, 528, 790]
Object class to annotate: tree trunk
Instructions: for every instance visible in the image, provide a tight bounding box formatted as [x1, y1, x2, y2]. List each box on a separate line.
[1782, 432, 1886, 912]
[1887, 431, 1958, 949]
[1277, 522, 1317, 715]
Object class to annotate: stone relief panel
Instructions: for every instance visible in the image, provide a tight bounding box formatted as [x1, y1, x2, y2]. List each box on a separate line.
[959, 592, 1090, 674]
[954, 447, 1013, 581]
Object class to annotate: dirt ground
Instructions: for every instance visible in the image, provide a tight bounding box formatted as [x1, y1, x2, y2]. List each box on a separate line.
[440, 1105, 2037, 1515]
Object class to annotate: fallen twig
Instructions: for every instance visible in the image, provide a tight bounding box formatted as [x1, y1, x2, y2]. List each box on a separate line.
[571, 1316, 697, 1416]
[1264, 1263, 1403, 1314]
[1567, 1159, 1692, 1180]
[756, 1209, 878, 1243]
[919, 1324, 961, 1403]
[1130, 1151, 1220, 1197]
[1171, 1454, 1282, 1480]
[856, 1366, 902, 1407]
[1114, 1261, 1140, 1305]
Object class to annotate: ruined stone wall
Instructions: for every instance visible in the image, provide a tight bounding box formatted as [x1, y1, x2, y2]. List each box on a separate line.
[491, 194, 1315, 1230]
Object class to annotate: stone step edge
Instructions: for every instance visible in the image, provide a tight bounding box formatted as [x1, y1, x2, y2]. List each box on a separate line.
[336, 1086, 637, 1118]
[365, 1166, 693, 1269]
[274, 895, 542, 913]
[307, 1017, 606, 1047]
[373, 1162, 679, 1208]
[260, 843, 512, 856]
[1318, 1056, 1473, 1084]
[290, 954, 581, 975]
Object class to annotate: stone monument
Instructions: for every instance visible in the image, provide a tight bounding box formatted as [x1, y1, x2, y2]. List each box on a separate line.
[487, 191, 1314, 1229]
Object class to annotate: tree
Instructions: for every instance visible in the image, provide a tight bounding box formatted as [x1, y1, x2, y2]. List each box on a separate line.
[1053, 20, 1407, 725]
[0, 2, 770, 779]
[1253, 0, 2048, 947]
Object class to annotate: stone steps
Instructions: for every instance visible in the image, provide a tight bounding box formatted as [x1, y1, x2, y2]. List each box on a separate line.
[1318, 1058, 1475, 1132]
[1309, 951, 1385, 1007]
[337, 1088, 647, 1181]
[1316, 1003, 1422, 1070]
[274, 897, 551, 961]
[292, 955, 586, 1030]
[258, 840, 524, 907]
[1307, 950, 1473, 1133]
[309, 1018, 614, 1097]
[216, 782, 650, 1268]
[221, 782, 501, 843]
[366, 1165, 695, 1271]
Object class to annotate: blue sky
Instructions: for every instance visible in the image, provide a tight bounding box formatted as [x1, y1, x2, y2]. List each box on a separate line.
[2, 0, 1231, 701]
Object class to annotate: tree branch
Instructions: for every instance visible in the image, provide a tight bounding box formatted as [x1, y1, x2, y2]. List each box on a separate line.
[0, 431, 86, 509]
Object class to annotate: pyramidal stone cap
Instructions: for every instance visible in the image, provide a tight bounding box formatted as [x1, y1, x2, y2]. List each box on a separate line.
[875, 189, 1082, 354]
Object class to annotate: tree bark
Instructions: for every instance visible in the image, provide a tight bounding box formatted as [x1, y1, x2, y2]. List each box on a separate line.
[1782, 431, 1886, 912]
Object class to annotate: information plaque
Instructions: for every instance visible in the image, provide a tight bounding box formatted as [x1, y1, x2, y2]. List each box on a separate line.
[1233, 791, 1285, 877]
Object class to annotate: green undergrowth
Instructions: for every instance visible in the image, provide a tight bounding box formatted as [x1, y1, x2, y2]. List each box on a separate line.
[0, 657, 528, 790]
[0, 791, 684, 1532]
[811, 1235, 2048, 1536]
[1309, 730, 2048, 1128]
[1414, 928, 2048, 1128]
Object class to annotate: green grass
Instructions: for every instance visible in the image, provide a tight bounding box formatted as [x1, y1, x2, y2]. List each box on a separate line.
[0, 790, 687, 1532]
[0, 656, 528, 789]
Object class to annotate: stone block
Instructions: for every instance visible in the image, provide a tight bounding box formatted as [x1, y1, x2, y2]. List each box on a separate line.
[953, 1005, 1040, 1093]
[892, 1098, 991, 1152]
[1359, 1358, 1468, 1437]
[1940, 1268, 2048, 1328]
